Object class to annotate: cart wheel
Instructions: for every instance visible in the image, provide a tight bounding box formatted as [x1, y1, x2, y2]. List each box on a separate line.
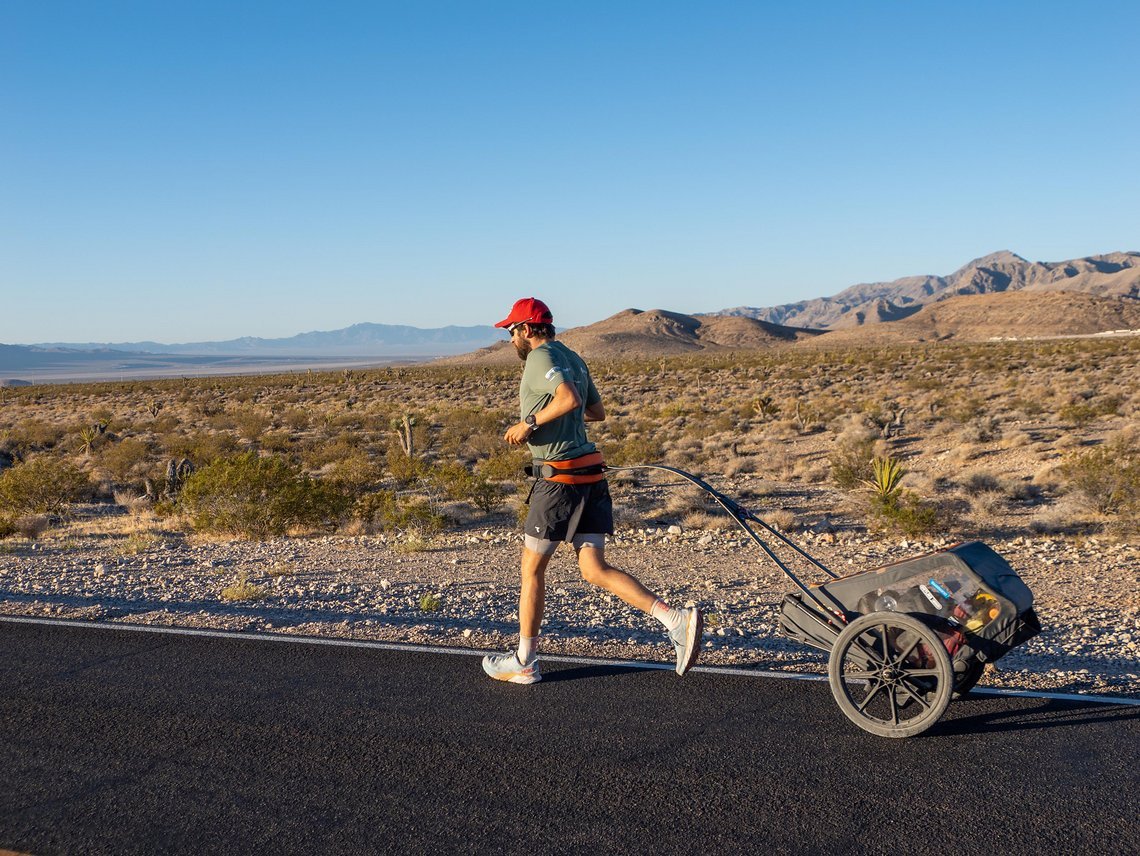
[828, 612, 953, 738]
[952, 660, 985, 700]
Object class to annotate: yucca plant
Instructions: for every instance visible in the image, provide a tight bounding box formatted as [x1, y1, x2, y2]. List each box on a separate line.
[861, 455, 906, 504]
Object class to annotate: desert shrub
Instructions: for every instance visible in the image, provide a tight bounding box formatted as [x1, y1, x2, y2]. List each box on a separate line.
[180, 452, 352, 539]
[324, 452, 385, 496]
[98, 438, 155, 485]
[475, 449, 529, 484]
[428, 462, 508, 514]
[3, 419, 66, 454]
[301, 434, 367, 469]
[1093, 395, 1123, 417]
[868, 492, 940, 537]
[162, 430, 240, 466]
[386, 497, 446, 536]
[605, 435, 665, 466]
[234, 409, 271, 442]
[259, 430, 295, 453]
[354, 489, 446, 535]
[960, 415, 1002, 443]
[220, 572, 265, 602]
[0, 456, 90, 514]
[1057, 403, 1097, 427]
[437, 407, 507, 460]
[281, 408, 312, 430]
[386, 443, 426, 486]
[1060, 435, 1140, 517]
[829, 436, 876, 490]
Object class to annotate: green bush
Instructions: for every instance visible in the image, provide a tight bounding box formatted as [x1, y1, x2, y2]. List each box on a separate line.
[0, 456, 90, 514]
[180, 452, 351, 539]
[475, 449, 529, 484]
[354, 489, 446, 535]
[1057, 403, 1097, 427]
[868, 492, 940, 537]
[161, 430, 240, 466]
[429, 462, 508, 514]
[829, 437, 876, 490]
[605, 435, 664, 466]
[1060, 438, 1140, 517]
[98, 438, 154, 485]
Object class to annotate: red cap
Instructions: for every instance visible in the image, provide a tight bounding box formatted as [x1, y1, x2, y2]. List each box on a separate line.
[494, 297, 553, 329]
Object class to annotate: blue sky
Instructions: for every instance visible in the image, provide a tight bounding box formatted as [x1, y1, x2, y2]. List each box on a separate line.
[3, 1, 1138, 344]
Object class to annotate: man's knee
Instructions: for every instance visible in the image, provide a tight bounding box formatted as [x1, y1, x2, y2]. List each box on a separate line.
[577, 547, 611, 585]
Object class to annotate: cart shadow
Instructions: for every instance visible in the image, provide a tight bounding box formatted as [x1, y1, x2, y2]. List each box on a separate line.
[934, 697, 1140, 736]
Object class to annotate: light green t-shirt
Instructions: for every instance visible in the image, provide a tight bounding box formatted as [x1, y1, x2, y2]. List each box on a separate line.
[520, 340, 601, 462]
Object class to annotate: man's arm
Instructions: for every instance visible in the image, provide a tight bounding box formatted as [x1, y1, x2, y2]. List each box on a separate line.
[583, 400, 605, 422]
[504, 381, 583, 445]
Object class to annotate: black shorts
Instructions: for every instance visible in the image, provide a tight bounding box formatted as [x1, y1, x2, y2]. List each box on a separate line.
[524, 478, 614, 541]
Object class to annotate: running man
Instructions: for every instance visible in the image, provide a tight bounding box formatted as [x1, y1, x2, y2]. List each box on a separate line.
[481, 297, 703, 684]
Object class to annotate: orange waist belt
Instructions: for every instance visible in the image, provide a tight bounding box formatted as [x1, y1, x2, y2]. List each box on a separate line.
[530, 451, 606, 485]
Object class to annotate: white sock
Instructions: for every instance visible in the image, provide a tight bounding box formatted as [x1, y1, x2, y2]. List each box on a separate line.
[518, 635, 537, 665]
[651, 599, 684, 633]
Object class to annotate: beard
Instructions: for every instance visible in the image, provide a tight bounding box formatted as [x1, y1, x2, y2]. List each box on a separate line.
[514, 339, 532, 361]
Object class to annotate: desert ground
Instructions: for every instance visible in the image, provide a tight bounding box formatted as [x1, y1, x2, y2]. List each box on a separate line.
[1, 337, 1137, 697]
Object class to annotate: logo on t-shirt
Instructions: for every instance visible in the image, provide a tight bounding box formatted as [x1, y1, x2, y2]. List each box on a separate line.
[545, 366, 565, 380]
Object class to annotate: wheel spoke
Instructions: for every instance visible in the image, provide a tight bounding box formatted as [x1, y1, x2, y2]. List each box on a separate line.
[848, 636, 886, 669]
[904, 668, 942, 678]
[896, 681, 933, 711]
[855, 679, 887, 713]
[888, 684, 899, 724]
[892, 635, 921, 667]
[845, 669, 878, 680]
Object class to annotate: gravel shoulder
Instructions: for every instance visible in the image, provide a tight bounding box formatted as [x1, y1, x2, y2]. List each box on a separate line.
[2, 511, 1136, 700]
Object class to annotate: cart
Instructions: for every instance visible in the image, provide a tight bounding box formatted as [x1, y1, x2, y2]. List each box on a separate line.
[613, 464, 1041, 738]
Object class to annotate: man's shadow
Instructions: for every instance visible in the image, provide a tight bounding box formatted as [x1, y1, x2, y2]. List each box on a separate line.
[541, 663, 657, 683]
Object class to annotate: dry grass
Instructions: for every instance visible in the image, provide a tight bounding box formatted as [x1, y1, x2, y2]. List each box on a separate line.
[0, 337, 1136, 542]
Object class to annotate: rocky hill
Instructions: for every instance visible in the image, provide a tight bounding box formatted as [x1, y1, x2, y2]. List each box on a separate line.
[443, 308, 823, 363]
[721, 250, 1140, 329]
[805, 290, 1140, 345]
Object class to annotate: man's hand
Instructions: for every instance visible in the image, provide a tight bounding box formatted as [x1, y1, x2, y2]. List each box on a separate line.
[504, 422, 533, 446]
[503, 382, 583, 446]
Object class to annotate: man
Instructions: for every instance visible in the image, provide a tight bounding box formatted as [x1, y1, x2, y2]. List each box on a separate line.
[481, 297, 703, 684]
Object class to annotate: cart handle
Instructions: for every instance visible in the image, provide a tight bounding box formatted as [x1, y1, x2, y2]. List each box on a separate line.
[606, 463, 849, 627]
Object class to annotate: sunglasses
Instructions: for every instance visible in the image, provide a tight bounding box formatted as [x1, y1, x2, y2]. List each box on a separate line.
[507, 322, 525, 335]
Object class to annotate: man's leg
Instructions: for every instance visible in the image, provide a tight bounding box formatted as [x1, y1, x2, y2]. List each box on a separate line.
[576, 541, 704, 676]
[519, 544, 553, 649]
[575, 544, 655, 612]
[482, 541, 556, 684]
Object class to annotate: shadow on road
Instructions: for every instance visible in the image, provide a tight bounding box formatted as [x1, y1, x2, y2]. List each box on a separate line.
[937, 697, 1140, 736]
[541, 663, 652, 683]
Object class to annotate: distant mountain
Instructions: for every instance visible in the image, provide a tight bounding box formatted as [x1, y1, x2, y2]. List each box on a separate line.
[444, 308, 823, 363]
[34, 322, 500, 357]
[719, 251, 1140, 329]
[806, 290, 1140, 345]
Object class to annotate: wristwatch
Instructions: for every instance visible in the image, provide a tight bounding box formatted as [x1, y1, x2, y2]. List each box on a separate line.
[524, 414, 538, 432]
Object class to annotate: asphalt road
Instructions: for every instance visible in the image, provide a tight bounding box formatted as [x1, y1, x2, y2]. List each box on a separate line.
[1, 618, 1137, 855]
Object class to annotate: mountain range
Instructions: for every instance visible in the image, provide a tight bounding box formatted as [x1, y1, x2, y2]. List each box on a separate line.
[4, 250, 1138, 379]
[31, 323, 499, 357]
[717, 250, 1140, 329]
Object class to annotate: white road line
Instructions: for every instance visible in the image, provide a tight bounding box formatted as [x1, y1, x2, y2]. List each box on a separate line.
[3, 613, 1138, 707]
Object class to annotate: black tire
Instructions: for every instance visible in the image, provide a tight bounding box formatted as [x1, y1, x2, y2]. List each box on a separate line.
[828, 612, 953, 738]
[952, 660, 985, 700]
